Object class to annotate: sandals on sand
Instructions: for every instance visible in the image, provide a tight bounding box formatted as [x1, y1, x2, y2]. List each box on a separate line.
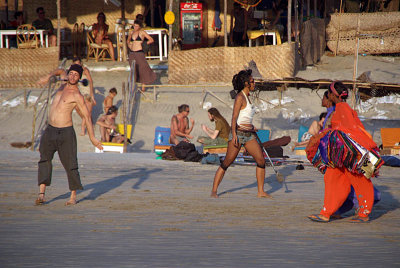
[35, 193, 45, 205]
[349, 216, 369, 223]
[307, 214, 330, 223]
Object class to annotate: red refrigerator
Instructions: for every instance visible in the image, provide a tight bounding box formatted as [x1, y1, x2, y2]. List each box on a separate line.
[180, 2, 205, 49]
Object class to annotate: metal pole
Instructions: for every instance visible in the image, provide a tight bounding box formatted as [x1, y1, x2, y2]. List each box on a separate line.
[288, 0, 292, 43]
[168, 0, 173, 52]
[294, 0, 299, 44]
[313, 0, 317, 17]
[121, 0, 127, 62]
[150, 0, 154, 27]
[224, 0, 227, 46]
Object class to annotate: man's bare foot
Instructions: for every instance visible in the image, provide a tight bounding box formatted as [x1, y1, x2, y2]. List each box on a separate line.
[257, 192, 272, 198]
[80, 132, 85, 136]
[35, 193, 46, 205]
[65, 199, 77, 206]
[210, 191, 219, 198]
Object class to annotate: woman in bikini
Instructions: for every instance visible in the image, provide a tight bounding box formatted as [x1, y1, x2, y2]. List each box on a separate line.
[127, 20, 157, 92]
[92, 12, 115, 61]
[211, 70, 270, 198]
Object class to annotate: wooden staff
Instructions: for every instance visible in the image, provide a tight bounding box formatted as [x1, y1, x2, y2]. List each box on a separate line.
[122, 82, 127, 153]
[31, 87, 48, 151]
[203, 88, 232, 109]
[334, 0, 343, 56]
[352, 15, 361, 109]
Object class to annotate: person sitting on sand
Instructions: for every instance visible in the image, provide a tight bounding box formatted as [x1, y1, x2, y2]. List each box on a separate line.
[197, 107, 230, 146]
[103, 87, 117, 114]
[96, 106, 128, 143]
[292, 112, 327, 150]
[170, 104, 195, 145]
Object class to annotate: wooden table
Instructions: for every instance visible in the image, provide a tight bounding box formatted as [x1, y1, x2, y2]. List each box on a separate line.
[0, 29, 49, 48]
[247, 30, 281, 47]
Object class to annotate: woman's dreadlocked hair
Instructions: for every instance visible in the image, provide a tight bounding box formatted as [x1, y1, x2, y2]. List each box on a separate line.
[232, 69, 252, 94]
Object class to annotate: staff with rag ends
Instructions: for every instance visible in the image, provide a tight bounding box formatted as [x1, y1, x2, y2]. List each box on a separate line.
[35, 64, 103, 206]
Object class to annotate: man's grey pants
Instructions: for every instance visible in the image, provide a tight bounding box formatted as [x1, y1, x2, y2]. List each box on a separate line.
[38, 125, 83, 191]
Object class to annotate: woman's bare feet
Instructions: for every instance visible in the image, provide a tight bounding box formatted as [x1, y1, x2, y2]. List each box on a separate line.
[65, 199, 77, 206]
[210, 191, 219, 198]
[257, 192, 272, 198]
[35, 193, 45, 205]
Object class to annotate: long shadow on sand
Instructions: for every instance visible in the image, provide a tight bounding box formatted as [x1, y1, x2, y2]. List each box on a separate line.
[218, 165, 314, 197]
[369, 184, 400, 220]
[47, 167, 162, 204]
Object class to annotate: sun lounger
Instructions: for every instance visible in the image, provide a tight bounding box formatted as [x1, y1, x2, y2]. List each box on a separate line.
[294, 125, 308, 155]
[380, 128, 400, 155]
[95, 124, 132, 153]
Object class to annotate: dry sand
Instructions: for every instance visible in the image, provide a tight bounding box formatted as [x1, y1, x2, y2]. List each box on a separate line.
[0, 54, 399, 266]
[0, 151, 399, 267]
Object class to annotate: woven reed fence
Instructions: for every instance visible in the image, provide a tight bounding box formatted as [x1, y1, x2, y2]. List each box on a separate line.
[0, 47, 59, 89]
[326, 12, 400, 55]
[168, 43, 296, 84]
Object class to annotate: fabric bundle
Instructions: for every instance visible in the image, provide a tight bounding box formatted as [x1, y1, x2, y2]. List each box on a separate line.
[309, 130, 384, 178]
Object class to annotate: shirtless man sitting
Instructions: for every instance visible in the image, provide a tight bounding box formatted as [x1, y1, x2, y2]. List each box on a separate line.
[35, 64, 102, 206]
[96, 106, 126, 143]
[169, 104, 195, 145]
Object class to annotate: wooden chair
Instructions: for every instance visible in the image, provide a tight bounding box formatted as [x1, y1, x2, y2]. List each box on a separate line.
[16, 24, 39, 49]
[86, 31, 112, 62]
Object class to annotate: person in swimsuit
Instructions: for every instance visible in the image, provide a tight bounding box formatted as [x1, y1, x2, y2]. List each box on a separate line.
[210, 70, 270, 198]
[96, 106, 126, 144]
[127, 20, 156, 92]
[92, 12, 115, 61]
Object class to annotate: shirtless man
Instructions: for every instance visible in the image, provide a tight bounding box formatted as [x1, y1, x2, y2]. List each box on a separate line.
[35, 64, 103, 206]
[169, 104, 195, 145]
[103, 88, 117, 114]
[38, 57, 96, 136]
[96, 105, 125, 143]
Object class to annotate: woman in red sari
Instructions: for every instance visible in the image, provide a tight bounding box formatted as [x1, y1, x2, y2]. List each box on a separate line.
[308, 82, 382, 223]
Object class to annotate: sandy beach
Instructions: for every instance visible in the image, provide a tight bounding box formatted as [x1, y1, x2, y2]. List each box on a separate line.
[0, 53, 399, 266]
[0, 150, 399, 267]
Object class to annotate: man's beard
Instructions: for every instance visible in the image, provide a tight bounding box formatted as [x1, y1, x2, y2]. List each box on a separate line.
[68, 80, 79, 85]
[210, 118, 214, 122]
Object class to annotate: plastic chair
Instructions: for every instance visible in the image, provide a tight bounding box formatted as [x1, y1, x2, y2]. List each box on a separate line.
[294, 125, 309, 154]
[256, 129, 271, 143]
[86, 31, 112, 62]
[16, 24, 39, 49]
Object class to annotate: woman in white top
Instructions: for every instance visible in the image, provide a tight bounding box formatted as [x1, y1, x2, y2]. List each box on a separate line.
[211, 70, 270, 198]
